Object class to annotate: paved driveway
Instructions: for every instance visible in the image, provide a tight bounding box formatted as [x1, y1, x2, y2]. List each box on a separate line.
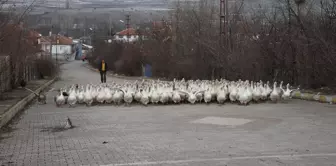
[1, 61, 336, 166]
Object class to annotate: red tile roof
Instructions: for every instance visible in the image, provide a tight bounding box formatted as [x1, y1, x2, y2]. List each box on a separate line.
[49, 35, 73, 45]
[117, 28, 138, 36]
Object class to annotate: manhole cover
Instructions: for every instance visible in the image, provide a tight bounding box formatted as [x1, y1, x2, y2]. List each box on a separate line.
[191, 117, 253, 126]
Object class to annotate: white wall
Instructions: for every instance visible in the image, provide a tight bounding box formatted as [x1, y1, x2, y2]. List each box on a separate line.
[113, 35, 140, 42]
[51, 45, 72, 55]
[41, 43, 50, 53]
[50, 45, 73, 61]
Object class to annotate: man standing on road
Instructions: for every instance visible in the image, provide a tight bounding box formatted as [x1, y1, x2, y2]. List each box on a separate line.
[99, 59, 108, 83]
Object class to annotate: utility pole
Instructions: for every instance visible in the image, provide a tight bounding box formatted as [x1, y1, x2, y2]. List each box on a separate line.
[219, 0, 230, 78]
[225, 0, 230, 51]
[125, 14, 130, 43]
[219, 0, 225, 47]
[219, 0, 229, 48]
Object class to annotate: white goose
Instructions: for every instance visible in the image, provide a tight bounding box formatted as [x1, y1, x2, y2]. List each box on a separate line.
[172, 90, 182, 104]
[252, 82, 261, 102]
[159, 85, 170, 104]
[77, 86, 85, 104]
[140, 88, 150, 106]
[134, 83, 142, 103]
[270, 82, 280, 102]
[216, 85, 228, 104]
[96, 86, 105, 104]
[67, 86, 77, 107]
[150, 84, 160, 104]
[104, 86, 113, 104]
[260, 83, 268, 100]
[123, 88, 134, 106]
[229, 83, 238, 102]
[281, 83, 299, 100]
[55, 89, 65, 107]
[112, 88, 124, 105]
[203, 87, 212, 104]
[84, 85, 93, 106]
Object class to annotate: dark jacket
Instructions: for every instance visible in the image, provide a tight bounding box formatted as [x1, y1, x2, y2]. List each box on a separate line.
[98, 61, 108, 72]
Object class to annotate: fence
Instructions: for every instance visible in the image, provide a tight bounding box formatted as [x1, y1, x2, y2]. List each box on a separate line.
[0, 53, 48, 94]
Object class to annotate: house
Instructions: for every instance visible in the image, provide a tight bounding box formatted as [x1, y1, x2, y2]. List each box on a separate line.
[49, 35, 74, 59]
[113, 28, 141, 42]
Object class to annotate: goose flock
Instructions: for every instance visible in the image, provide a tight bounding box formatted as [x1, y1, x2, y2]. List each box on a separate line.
[54, 79, 299, 107]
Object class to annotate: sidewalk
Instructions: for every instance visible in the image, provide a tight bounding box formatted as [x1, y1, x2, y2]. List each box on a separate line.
[0, 78, 56, 128]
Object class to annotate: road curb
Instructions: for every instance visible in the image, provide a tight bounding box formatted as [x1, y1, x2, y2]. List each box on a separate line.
[292, 91, 336, 104]
[0, 77, 57, 129]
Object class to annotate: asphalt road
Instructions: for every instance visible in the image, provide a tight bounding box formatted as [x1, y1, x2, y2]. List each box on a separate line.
[0, 61, 336, 166]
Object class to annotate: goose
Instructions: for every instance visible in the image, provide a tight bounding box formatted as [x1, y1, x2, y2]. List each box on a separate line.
[84, 85, 93, 106]
[195, 89, 203, 103]
[134, 84, 142, 103]
[104, 86, 113, 104]
[178, 89, 204, 104]
[91, 85, 99, 102]
[246, 83, 253, 103]
[204, 87, 212, 104]
[238, 83, 252, 105]
[55, 89, 65, 107]
[277, 81, 284, 97]
[112, 88, 124, 105]
[150, 84, 160, 104]
[252, 82, 261, 102]
[270, 82, 280, 102]
[96, 86, 105, 104]
[266, 81, 272, 97]
[210, 83, 217, 100]
[172, 90, 182, 104]
[140, 88, 150, 106]
[67, 86, 77, 107]
[122, 88, 134, 106]
[77, 86, 85, 104]
[229, 83, 238, 102]
[217, 85, 228, 104]
[159, 86, 170, 104]
[260, 84, 268, 100]
[281, 83, 299, 100]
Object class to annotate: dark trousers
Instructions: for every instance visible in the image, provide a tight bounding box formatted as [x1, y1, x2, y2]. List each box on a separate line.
[100, 71, 106, 83]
